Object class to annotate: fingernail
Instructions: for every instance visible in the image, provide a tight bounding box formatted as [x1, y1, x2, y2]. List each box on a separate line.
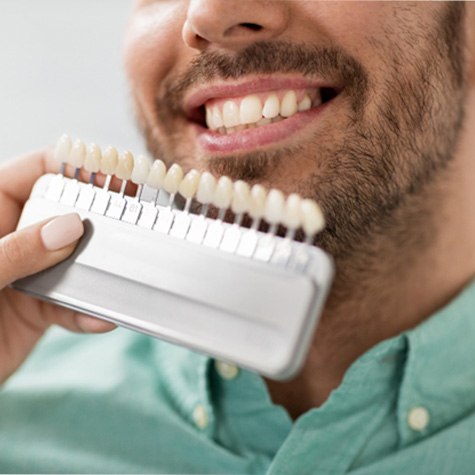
[41, 213, 84, 251]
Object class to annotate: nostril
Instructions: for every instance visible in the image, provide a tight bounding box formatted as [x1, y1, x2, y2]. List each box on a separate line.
[239, 22, 263, 32]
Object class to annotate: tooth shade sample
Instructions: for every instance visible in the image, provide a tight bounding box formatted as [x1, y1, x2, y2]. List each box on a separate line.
[222, 101, 240, 128]
[68, 139, 86, 168]
[131, 154, 151, 184]
[84, 143, 102, 173]
[231, 180, 250, 215]
[240, 96, 262, 125]
[301, 199, 325, 236]
[116, 151, 134, 180]
[249, 184, 267, 219]
[100, 146, 119, 175]
[264, 189, 285, 225]
[281, 91, 298, 118]
[146, 159, 167, 189]
[283, 193, 302, 230]
[213, 176, 233, 209]
[196, 172, 217, 204]
[298, 95, 312, 112]
[163, 163, 184, 194]
[178, 169, 201, 199]
[262, 95, 280, 119]
[54, 134, 72, 163]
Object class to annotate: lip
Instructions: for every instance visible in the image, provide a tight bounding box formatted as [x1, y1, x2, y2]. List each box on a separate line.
[183, 75, 339, 117]
[194, 99, 334, 154]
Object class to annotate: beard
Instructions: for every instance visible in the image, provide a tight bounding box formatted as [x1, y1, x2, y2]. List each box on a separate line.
[136, 3, 467, 265]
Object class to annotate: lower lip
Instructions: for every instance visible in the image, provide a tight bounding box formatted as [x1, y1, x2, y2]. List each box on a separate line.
[194, 101, 331, 155]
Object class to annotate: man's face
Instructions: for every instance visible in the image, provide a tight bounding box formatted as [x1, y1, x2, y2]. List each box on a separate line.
[124, 1, 468, 259]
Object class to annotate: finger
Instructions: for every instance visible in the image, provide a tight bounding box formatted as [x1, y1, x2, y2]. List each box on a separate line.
[0, 213, 84, 289]
[0, 149, 58, 207]
[74, 314, 117, 333]
[42, 304, 117, 334]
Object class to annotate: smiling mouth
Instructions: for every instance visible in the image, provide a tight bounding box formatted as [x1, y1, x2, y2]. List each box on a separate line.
[189, 86, 340, 134]
[182, 77, 343, 154]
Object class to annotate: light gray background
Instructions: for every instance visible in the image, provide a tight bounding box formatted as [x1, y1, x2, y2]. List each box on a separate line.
[0, 0, 144, 162]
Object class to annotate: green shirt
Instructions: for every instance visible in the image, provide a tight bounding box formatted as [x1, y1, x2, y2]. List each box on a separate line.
[2, 281, 475, 474]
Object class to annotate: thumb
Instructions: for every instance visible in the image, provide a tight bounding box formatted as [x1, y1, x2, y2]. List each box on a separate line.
[0, 213, 84, 289]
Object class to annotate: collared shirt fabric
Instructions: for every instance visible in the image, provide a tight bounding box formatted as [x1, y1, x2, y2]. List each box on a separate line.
[2, 281, 475, 474]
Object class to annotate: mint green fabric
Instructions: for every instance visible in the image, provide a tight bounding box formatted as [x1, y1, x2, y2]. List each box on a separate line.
[2, 281, 475, 474]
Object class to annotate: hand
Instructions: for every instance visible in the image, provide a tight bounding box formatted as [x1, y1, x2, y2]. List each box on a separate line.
[0, 150, 116, 385]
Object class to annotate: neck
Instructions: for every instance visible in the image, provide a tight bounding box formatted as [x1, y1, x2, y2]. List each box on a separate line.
[266, 90, 475, 419]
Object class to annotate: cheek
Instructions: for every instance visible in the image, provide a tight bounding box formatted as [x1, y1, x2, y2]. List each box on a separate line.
[295, 3, 422, 84]
[297, 2, 390, 50]
[123, 4, 186, 105]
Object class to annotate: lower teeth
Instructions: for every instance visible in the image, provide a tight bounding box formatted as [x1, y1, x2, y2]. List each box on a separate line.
[215, 115, 285, 135]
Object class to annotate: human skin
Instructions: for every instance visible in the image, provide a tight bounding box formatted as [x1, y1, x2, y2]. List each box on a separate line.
[0, 153, 116, 385]
[124, 1, 475, 417]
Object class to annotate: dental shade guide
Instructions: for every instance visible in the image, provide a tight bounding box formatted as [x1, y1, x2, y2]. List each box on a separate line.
[13, 134, 333, 380]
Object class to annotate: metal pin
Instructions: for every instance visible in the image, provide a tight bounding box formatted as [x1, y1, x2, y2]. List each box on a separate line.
[119, 180, 127, 197]
[136, 184, 143, 202]
[200, 203, 209, 217]
[103, 175, 112, 191]
[246, 212, 261, 243]
[168, 192, 176, 208]
[251, 218, 261, 231]
[285, 228, 296, 241]
[230, 215, 245, 254]
[234, 213, 243, 227]
[206, 208, 226, 249]
[195, 205, 212, 244]
[88, 172, 96, 186]
[154, 189, 160, 206]
[282, 236, 294, 264]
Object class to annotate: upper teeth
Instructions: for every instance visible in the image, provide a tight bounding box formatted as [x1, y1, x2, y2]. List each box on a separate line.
[205, 89, 319, 132]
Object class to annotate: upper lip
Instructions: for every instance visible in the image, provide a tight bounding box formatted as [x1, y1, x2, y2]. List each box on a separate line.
[183, 75, 342, 120]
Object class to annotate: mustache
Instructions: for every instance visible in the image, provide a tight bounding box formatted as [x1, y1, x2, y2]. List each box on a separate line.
[160, 40, 370, 117]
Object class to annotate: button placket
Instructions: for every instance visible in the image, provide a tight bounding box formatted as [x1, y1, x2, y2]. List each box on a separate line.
[407, 406, 430, 432]
[215, 360, 240, 380]
[192, 358, 215, 434]
[193, 403, 209, 430]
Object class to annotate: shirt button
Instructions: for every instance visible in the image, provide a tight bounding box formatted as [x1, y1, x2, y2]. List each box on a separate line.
[408, 406, 430, 431]
[215, 360, 239, 380]
[192, 404, 209, 430]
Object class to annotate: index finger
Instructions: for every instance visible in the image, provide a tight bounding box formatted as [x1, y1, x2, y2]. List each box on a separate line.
[0, 148, 58, 206]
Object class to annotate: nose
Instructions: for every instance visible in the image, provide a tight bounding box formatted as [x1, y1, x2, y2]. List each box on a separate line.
[182, 0, 290, 51]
